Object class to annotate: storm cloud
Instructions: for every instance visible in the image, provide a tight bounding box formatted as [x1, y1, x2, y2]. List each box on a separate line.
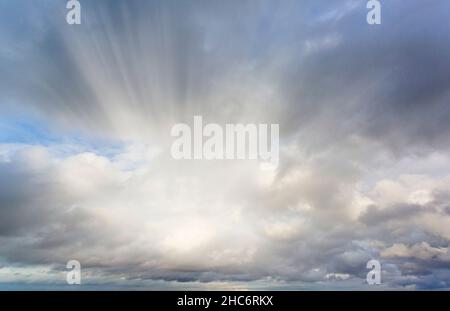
[1, 0, 450, 289]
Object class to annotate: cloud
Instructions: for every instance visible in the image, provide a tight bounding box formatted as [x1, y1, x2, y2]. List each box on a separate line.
[381, 242, 449, 261]
[0, 0, 450, 289]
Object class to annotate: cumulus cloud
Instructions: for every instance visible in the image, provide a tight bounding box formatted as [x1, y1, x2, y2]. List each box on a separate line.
[1, 0, 450, 289]
[381, 242, 449, 261]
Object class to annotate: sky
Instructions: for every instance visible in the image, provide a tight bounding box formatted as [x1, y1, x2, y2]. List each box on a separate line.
[1, 0, 450, 290]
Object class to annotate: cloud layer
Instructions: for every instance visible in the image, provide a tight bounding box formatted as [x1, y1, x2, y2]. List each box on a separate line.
[1, 0, 450, 289]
